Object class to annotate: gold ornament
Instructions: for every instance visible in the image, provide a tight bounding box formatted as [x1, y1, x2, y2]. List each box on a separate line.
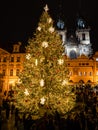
[42, 41, 48, 48]
[40, 97, 45, 105]
[58, 59, 64, 65]
[49, 27, 54, 33]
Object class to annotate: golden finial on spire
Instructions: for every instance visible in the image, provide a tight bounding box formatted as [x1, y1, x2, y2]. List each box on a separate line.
[44, 4, 49, 12]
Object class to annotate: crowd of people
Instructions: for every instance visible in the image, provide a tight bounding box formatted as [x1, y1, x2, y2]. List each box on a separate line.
[0, 84, 98, 130]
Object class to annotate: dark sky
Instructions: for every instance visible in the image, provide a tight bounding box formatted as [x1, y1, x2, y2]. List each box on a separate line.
[0, 0, 97, 53]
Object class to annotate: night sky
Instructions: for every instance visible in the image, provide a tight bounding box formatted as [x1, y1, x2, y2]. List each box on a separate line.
[0, 0, 97, 53]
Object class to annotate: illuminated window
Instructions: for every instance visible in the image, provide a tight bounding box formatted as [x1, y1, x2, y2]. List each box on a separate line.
[69, 71, 72, 76]
[96, 71, 98, 75]
[79, 72, 82, 76]
[96, 58, 98, 61]
[10, 69, 13, 76]
[84, 72, 87, 76]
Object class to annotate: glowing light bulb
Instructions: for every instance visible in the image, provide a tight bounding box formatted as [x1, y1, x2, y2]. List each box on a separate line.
[58, 59, 64, 65]
[26, 53, 31, 60]
[40, 97, 45, 105]
[37, 26, 41, 31]
[24, 89, 29, 96]
[62, 80, 67, 85]
[40, 79, 44, 87]
[42, 41, 48, 48]
[35, 59, 38, 66]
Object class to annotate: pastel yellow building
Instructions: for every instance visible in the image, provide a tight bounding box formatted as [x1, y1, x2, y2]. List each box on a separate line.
[0, 43, 25, 93]
[0, 42, 98, 94]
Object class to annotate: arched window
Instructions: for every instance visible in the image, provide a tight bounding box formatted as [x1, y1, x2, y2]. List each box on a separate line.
[87, 80, 92, 83]
[82, 33, 85, 40]
[69, 80, 73, 83]
[69, 50, 77, 59]
[79, 80, 84, 83]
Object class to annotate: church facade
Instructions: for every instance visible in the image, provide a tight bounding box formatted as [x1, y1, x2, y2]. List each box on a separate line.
[57, 18, 92, 59]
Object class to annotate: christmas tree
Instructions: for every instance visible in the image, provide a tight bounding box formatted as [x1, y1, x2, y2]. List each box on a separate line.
[14, 5, 76, 119]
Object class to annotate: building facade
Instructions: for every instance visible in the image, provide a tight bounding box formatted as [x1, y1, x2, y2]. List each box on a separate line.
[0, 43, 25, 93]
[0, 43, 98, 94]
[57, 18, 93, 59]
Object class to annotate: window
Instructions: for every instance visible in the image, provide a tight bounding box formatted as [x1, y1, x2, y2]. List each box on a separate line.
[17, 57, 20, 62]
[82, 63, 85, 65]
[96, 64, 98, 68]
[70, 50, 77, 59]
[69, 71, 72, 76]
[3, 57, 7, 62]
[2, 69, 6, 76]
[89, 72, 92, 76]
[11, 57, 14, 62]
[73, 68, 78, 75]
[82, 33, 85, 40]
[16, 69, 20, 76]
[84, 72, 87, 76]
[96, 71, 98, 76]
[96, 58, 98, 61]
[10, 69, 13, 76]
[79, 72, 82, 76]
[86, 63, 89, 65]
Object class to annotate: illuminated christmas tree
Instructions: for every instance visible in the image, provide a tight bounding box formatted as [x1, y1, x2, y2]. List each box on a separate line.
[14, 5, 76, 120]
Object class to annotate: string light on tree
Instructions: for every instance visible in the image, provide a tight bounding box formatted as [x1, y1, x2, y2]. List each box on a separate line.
[26, 53, 31, 60]
[49, 27, 54, 33]
[37, 26, 41, 31]
[58, 59, 64, 65]
[42, 41, 48, 48]
[48, 18, 52, 23]
[35, 59, 38, 66]
[40, 79, 44, 87]
[40, 97, 46, 105]
[17, 78, 22, 84]
[62, 80, 67, 86]
[24, 89, 29, 96]
[40, 57, 45, 63]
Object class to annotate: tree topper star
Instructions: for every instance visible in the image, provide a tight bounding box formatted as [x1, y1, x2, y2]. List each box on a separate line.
[44, 4, 49, 12]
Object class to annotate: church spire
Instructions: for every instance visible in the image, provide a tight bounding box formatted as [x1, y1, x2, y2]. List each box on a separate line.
[56, 0, 65, 30]
[57, 0, 64, 20]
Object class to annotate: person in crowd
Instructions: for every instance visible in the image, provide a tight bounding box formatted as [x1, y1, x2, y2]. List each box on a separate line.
[0, 106, 2, 130]
[5, 98, 10, 120]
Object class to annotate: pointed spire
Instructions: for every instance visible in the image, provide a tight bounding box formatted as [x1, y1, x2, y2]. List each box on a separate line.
[44, 4, 49, 12]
